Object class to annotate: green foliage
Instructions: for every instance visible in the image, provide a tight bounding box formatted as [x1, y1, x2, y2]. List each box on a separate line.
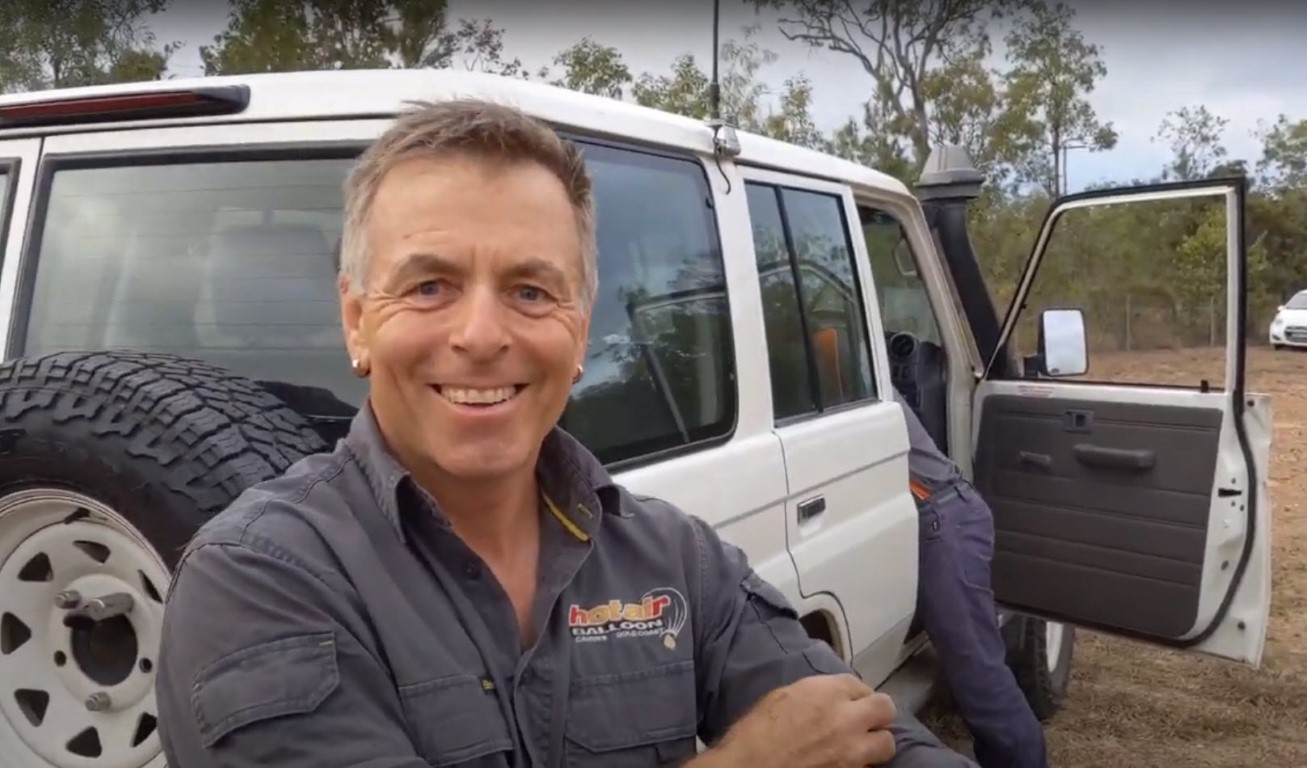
[1155, 106, 1229, 182]
[0, 0, 175, 92]
[7, 0, 1306, 355]
[198, 0, 523, 76]
[1002, 1, 1116, 195]
[545, 37, 631, 98]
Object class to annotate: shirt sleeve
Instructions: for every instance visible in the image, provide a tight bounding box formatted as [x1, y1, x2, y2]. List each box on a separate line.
[155, 537, 428, 768]
[688, 515, 852, 744]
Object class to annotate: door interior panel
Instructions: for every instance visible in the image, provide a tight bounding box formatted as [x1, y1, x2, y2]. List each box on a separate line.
[974, 393, 1222, 638]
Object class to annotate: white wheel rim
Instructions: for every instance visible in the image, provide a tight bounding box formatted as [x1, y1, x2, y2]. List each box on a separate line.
[1044, 621, 1065, 674]
[0, 488, 169, 768]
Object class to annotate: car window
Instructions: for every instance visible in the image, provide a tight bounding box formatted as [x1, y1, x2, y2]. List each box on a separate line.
[564, 142, 735, 465]
[22, 142, 734, 468]
[859, 206, 943, 346]
[1287, 292, 1307, 310]
[745, 181, 876, 420]
[746, 182, 816, 419]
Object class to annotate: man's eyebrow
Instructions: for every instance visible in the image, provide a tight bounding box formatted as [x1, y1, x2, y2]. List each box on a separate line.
[382, 251, 459, 287]
[505, 257, 570, 285]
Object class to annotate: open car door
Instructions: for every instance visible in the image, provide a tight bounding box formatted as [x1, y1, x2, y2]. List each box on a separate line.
[972, 177, 1273, 666]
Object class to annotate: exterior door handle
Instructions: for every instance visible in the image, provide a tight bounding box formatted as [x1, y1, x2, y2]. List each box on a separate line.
[797, 496, 826, 522]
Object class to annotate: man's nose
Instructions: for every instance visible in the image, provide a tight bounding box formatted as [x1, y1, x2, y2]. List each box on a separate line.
[449, 285, 510, 358]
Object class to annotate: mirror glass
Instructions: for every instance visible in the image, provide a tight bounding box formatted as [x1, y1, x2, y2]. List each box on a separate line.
[1040, 308, 1088, 377]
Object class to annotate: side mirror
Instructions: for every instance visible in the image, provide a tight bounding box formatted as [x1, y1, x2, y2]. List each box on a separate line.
[893, 237, 918, 277]
[1036, 308, 1088, 377]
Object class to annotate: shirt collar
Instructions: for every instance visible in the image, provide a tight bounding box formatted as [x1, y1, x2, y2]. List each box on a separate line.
[342, 402, 617, 544]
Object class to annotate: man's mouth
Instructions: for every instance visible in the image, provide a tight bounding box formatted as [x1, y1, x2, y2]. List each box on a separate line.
[433, 384, 527, 407]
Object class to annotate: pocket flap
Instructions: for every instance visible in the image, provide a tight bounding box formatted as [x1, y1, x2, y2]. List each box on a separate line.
[565, 660, 697, 753]
[398, 673, 512, 765]
[191, 631, 340, 748]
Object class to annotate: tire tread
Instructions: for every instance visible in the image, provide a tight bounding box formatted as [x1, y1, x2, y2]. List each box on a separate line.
[0, 350, 328, 518]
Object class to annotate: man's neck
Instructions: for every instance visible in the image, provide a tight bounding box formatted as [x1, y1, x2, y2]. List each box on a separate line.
[418, 467, 541, 563]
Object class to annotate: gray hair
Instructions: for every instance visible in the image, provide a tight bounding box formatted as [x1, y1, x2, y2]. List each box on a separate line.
[339, 98, 598, 308]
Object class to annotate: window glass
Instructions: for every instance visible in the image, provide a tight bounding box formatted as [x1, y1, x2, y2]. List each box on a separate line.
[860, 206, 943, 346]
[780, 188, 875, 408]
[0, 168, 9, 259]
[564, 142, 735, 464]
[746, 182, 815, 419]
[24, 143, 734, 467]
[26, 157, 358, 397]
[745, 182, 876, 419]
[1010, 193, 1230, 388]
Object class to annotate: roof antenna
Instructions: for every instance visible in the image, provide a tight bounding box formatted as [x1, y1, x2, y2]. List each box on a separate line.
[708, 0, 722, 123]
[705, 0, 739, 193]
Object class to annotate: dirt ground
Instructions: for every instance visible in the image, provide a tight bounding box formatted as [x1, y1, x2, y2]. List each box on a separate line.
[924, 346, 1307, 767]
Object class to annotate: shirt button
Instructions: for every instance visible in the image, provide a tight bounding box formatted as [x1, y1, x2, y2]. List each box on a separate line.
[464, 562, 481, 579]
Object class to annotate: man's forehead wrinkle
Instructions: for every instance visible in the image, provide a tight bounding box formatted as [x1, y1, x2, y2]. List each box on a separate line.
[508, 257, 570, 281]
[379, 251, 458, 285]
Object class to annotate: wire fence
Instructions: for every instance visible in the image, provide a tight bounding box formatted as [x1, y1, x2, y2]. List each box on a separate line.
[1011, 292, 1279, 355]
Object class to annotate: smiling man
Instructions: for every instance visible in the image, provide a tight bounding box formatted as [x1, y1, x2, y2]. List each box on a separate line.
[153, 98, 976, 768]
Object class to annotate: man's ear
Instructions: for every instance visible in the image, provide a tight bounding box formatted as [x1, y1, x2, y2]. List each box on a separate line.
[339, 272, 367, 365]
[574, 309, 592, 372]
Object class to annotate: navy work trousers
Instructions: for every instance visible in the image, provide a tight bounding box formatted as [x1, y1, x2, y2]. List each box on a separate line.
[916, 480, 1049, 768]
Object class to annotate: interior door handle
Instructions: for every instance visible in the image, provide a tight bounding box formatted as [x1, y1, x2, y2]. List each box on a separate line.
[1019, 451, 1052, 469]
[1073, 443, 1156, 471]
[797, 496, 826, 522]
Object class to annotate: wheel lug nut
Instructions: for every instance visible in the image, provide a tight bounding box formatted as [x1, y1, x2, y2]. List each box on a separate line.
[54, 590, 81, 609]
[85, 692, 111, 712]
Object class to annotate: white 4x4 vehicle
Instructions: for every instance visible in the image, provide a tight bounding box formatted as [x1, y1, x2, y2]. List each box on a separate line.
[0, 71, 1273, 768]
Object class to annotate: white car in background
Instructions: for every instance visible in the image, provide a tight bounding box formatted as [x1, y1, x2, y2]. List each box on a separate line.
[1270, 290, 1307, 349]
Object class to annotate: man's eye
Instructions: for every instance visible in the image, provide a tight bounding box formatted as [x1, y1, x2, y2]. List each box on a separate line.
[517, 285, 545, 302]
[416, 281, 442, 296]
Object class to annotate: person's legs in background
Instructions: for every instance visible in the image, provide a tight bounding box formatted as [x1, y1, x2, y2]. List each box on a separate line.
[915, 480, 1049, 768]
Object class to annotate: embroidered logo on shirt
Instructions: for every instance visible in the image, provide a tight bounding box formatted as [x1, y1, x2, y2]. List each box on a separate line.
[567, 587, 688, 649]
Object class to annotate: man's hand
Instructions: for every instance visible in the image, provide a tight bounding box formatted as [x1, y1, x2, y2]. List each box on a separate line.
[697, 673, 898, 768]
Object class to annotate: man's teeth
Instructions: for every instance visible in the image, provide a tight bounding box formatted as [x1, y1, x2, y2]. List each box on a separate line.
[439, 386, 518, 405]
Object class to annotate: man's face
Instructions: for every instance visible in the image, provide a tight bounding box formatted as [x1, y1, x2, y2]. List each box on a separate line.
[341, 153, 591, 484]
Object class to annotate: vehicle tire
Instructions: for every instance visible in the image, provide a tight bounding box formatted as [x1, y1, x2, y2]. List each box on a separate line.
[1004, 615, 1074, 722]
[0, 350, 329, 768]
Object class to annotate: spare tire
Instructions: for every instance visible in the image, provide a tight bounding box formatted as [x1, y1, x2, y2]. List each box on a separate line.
[0, 350, 329, 768]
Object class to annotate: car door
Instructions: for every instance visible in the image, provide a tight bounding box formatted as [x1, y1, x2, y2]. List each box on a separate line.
[972, 177, 1273, 666]
[738, 166, 918, 685]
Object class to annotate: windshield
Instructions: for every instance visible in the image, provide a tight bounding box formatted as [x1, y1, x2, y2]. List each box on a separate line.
[1287, 292, 1307, 310]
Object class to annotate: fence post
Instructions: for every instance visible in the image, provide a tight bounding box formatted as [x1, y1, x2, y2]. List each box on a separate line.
[1210, 296, 1217, 347]
[1125, 294, 1132, 351]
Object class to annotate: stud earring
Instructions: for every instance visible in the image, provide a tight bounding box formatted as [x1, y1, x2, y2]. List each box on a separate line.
[572, 364, 584, 384]
[351, 357, 370, 378]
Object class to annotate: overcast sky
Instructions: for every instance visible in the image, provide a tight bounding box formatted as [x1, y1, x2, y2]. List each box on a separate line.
[150, 0, 1306, 192]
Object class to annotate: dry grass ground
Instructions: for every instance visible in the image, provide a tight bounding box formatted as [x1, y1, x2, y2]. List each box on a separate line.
[924, 346, 1307, 767]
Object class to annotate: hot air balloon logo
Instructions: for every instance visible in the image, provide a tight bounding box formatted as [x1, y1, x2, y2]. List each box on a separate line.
[566, 587, 689, 649]
[641, 587, 689, 650]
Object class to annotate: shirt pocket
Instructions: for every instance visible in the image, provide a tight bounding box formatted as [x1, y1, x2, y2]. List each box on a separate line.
[191, 631, 340, 748]
[398, 673, 513, 767]
[564, 659, 699, 767]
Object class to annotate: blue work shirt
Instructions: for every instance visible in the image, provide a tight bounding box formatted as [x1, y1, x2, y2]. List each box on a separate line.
[154, 404, 974, 767]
